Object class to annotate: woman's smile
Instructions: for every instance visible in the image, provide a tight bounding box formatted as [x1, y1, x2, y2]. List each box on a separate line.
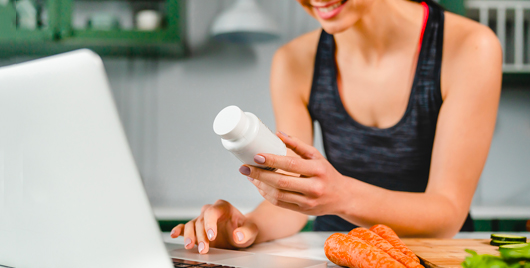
[312, 0, 349, 20]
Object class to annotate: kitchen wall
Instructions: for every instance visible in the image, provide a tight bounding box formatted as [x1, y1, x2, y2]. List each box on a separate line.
[91, 0, 323, 214]
[474, 88, 530, 207]
[1, 0, 529, 217]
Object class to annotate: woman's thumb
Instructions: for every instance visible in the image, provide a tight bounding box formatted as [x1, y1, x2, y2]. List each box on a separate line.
[232, 220, 258, 248]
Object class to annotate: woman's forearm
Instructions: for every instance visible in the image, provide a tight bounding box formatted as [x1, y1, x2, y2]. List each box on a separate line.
[241, 134, 475, 239]
[336, 177, 465, 238]
[246, 200, 308, 244]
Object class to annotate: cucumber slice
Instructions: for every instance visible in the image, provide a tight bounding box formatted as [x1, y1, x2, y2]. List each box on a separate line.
[491, 234, 528, 242]
[499, 243, 530, 260]
[500, 243, 530, 250]
[490, 240, 526, 246]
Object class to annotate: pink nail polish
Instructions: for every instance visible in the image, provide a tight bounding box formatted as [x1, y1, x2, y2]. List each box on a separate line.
[239, 165, 251, 175]
[236, 232, 244, 242]
[207, 229, 214, 240]
[198, 242, 205, 253]
[184, 238, 192, 247]
[254, 155, 265, 164]
[247, 177, 254, 182]
[279, 131, 289, 137]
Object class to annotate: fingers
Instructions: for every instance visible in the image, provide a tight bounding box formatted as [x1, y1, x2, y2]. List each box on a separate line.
[195, 218, 209, 254]
[170, 224, 184, 238]
[259, 190, 303, 211]
[170, 221, 196, 250]
[183, 220, 196, 249]
[231, 219, 258, 248]
[251, 178, 313, 208]
[203, 200, 232, 242]
[241, 165, 319, 196]
[170, 220, 203, 252]
[200, 204, 211, 214]
[277, 131, 321, 160]
[253, 154, 320, 177]
[169, 200, 255, 253]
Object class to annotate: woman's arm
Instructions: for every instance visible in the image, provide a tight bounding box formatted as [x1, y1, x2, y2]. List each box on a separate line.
[169, 35, 321, 252]
[245, 34, 320, 243]
[339, 22, 502, 237]
[241, 21, 502, 238]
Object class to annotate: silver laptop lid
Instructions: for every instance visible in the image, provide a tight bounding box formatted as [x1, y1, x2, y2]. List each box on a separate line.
[0, 50, 173, 268]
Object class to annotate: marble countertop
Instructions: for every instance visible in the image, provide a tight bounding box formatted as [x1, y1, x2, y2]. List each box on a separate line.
[162, 231, 530, 267]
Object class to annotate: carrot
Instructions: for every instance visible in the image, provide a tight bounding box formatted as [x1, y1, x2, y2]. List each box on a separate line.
[370, 224, 420, 263]
[348, 228, 424, 268]
[324, 233, 406, 268]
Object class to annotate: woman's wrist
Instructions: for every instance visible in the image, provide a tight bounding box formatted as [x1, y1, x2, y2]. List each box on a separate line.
[331, 175, 363, 222]
[243, 212, 263, 244]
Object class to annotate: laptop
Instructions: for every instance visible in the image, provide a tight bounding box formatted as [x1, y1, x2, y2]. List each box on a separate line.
[0, 50, 327, 268]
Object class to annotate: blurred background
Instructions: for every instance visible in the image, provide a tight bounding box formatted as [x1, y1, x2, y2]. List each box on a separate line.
[0, 0, 529, 232]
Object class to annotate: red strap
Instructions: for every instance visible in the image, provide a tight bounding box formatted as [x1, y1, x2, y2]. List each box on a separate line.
[418, 2, 430, 51]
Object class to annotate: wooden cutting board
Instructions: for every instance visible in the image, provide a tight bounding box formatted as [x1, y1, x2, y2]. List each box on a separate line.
[401, 239, 499, 268]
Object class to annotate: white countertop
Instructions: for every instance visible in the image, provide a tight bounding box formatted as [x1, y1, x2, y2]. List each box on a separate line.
[470, 206, 530, 220]
[163, 232, 339, 267]
[162, 231, 530, 266]
[163, 232, 333, 262]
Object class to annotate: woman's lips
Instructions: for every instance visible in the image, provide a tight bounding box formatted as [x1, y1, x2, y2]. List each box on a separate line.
[313, 0, 348, 20]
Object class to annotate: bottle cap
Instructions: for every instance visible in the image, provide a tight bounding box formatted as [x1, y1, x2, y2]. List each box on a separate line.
[213, 105, 249, 140]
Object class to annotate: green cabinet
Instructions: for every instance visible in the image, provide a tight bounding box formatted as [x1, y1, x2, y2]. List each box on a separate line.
[0, 0, 186, 58]
[0, 0, 58, 41]
[0, 1, 17, 40]
[440, 0, 465, 16]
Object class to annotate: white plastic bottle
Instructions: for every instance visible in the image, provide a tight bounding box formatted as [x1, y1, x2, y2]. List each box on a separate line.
[213, 105, 286, 170]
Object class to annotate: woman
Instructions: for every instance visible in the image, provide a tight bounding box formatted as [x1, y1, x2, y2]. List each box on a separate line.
[171, 0, 502, 254]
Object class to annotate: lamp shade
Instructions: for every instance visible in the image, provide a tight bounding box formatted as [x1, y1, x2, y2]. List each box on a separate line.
[211, 0, 280, 43]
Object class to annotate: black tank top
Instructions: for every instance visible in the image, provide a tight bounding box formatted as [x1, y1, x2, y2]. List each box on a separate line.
[307, 3, 474, 232]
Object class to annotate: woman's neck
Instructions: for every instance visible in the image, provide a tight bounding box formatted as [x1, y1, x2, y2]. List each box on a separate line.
[334, 0, 424, 63]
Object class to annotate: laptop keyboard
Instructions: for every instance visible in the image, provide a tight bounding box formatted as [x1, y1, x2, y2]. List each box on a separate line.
[172, 258, 236, 268]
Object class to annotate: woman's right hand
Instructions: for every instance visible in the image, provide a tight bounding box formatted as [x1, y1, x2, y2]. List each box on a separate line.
[170, 199, 259, 254]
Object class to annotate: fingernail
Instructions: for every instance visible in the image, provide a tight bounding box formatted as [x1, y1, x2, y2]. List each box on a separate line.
[254, 155, 265, 164]
[207, 229, 214, 241]
[239, 165, 251, 175]
[170, 229, 176, 237]
[279, 131, 289, 137]
[247, 177, 254, 182]
[236, 232, 244, 242]
[198, 242, 205, 253]
[184, 238, 192, 247]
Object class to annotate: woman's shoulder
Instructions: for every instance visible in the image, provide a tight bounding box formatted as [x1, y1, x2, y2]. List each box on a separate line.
[441, 11, 502, 97]
[273, 28, 321, 74]
[443, 11, 500, 53]
[270, 29, 322, 103]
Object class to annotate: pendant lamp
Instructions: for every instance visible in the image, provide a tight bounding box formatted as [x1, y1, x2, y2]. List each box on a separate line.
[211, 0, 280, 43]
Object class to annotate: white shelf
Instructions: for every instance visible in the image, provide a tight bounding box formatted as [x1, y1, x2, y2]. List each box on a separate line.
[153, 206, 317, 221]
[471, 206, 530, 220]
[153, 206, 530, 221]
[153, 206, 255, 221]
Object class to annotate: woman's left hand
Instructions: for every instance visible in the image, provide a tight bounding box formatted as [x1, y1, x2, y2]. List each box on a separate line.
[238, 132, 348, 216]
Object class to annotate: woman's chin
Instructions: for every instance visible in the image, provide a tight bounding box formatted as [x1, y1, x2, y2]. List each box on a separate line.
[320, 23, 354, 35]
[317, 12, 361, 34]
